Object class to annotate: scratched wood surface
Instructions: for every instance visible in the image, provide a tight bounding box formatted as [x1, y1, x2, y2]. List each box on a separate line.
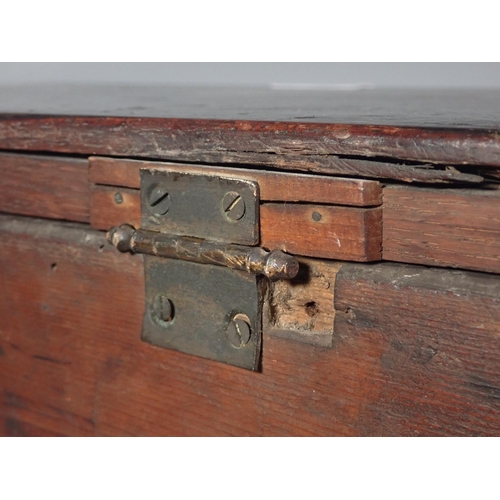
[1, 215, 499, 436]
[0, 116, 488, 183]
[0, 153, 89, 222]
[383, 184, 500, 274]
[1, 86, 499, 180]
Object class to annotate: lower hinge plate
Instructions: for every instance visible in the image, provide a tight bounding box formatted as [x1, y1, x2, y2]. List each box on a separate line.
[142, 256, 264, 371]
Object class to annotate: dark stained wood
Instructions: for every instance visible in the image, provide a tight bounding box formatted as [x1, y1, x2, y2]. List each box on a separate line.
[90, 186, 382, 261]
[0, 153, 89, 223]
[1, 215, 500, 436]
[0, 116, 488, 182]
[261, 203, 382, 261]
[334, 263, 500, 436]
[89, 157, 383, 206]
[383, 184, 500, 274]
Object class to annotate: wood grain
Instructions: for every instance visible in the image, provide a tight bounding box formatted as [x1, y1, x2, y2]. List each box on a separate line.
[0, 117, 488, 183]
[90, 186, 382, 261]
[1, 86, 500, 173]
[261, 203, 382, 261]
[89, 157, 383, 206]
[1, 215, 500, 436]
[383, 184, 500, 274]
[90, 186, 140, 230]
[334, 263, 500, 436]
[0, 153, 89, 222]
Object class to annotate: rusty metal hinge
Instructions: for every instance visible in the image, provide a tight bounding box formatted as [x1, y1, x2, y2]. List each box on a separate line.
[107, 169, 299, 371]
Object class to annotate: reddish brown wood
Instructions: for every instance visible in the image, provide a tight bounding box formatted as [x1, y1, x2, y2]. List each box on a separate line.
[0, 117, 489, 183]
[90, 186, 140, 230]
[334, 263, 500, 436]
[0, 153, 89, 223]
[383, 184, 500, 274]
[90, 186, 382, 261]
[261, 203, 382, 261]
[89, 157, 383, 206]
[1, 216, 499, 436]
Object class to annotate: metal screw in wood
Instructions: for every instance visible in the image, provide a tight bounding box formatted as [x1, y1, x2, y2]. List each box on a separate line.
[151, 294, 174, 325]
[227, 313, 252, 348]
[147, 184, 171, 215]
[222, 191, 246, 221]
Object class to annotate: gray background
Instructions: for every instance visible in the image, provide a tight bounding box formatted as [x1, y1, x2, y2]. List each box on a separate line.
[1, 63, 500, 88]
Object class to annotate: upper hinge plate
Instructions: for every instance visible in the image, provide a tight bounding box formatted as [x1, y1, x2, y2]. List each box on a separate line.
[140, 169, 259, 245]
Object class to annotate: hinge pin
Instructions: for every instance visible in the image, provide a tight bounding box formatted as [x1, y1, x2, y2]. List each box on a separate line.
[107, 224, 299, 281]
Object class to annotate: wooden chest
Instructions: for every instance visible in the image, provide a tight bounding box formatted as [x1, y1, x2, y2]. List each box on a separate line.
[1, 85, 499, 436]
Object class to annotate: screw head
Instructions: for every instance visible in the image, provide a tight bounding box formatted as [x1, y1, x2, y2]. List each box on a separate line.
[221, 191, 246, 221]
[147, 183, 171, 215]
[114, 192, 123, 204]
[151, 294, 174, 325]
[227, 313, 252, 348]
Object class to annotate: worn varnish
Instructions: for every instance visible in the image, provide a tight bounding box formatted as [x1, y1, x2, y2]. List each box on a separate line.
[1, 216, 499, 436]
[383, 184, 500, 274]
[0, 116, 488, 183]
[0, 153, 89, 222]
[1, 86, 500, 173]
[1, 85, 500, 437]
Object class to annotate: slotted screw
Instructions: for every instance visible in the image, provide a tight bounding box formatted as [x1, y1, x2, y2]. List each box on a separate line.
[147, 183, 171, 215]
[222, 191, 246, 221]
[151, 294, 174, 324]
[227, 314, 252, 348]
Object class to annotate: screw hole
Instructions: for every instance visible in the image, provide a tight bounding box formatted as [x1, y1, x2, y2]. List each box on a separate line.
[305, 301, 319, 317]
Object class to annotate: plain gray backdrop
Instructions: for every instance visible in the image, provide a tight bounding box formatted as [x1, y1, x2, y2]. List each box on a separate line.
[1, 63, 500, 88]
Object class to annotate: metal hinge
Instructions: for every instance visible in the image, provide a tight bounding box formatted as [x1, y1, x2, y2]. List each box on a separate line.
[107, 169, 298, 371]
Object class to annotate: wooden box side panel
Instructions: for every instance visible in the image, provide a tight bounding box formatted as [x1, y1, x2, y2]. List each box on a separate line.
[0, 153, 90, 223]
[383, 185, 500, 274]
[1, 216, 500, 436]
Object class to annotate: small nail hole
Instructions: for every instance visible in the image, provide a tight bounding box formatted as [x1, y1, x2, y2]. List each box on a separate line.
[305, 301, 319, 317]
[51, 263, 57, 271]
